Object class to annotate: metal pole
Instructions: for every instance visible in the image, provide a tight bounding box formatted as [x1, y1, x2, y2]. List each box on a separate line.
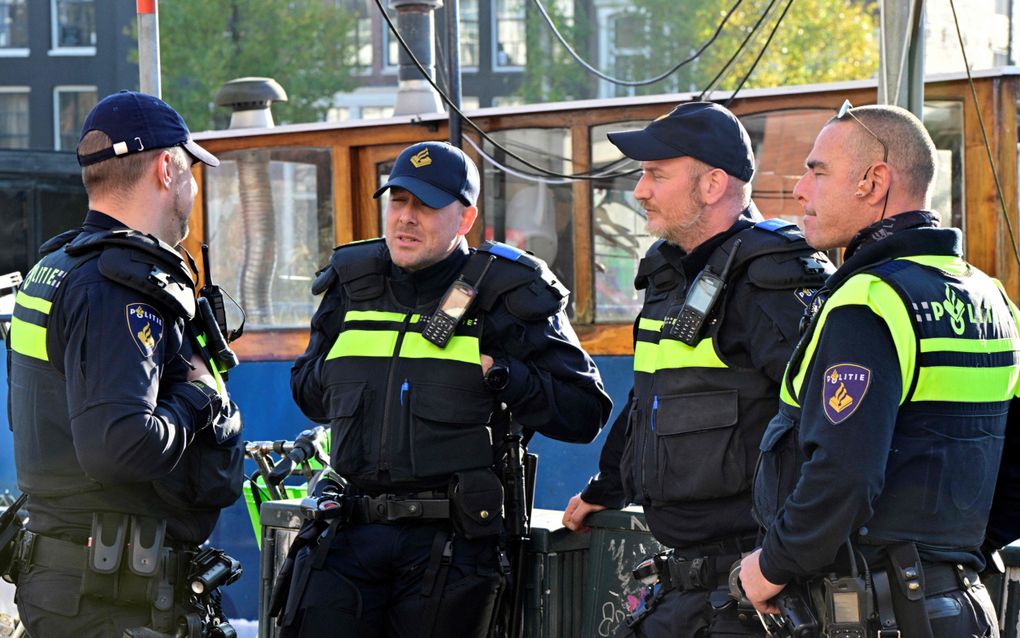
[390, 0, 445, 116]
[878, 0, 924, 118]
[446, 0, 462, 147]
[136, 0, 161, 97]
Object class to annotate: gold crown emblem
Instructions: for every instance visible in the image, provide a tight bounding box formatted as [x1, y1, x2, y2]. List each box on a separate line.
[829, 370, 839, 383]
[134, 306, 145, 318]
[410, 148, 432, 168]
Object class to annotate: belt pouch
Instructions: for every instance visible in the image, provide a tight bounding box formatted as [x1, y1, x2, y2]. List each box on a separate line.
[450, 469, 504, 539]
[81, 512, 128, 600]
[885, 543, 933, 638]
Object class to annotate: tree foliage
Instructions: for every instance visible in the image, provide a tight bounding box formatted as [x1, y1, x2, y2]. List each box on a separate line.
[521, 0, 878, 102]
[154, 0, 356, 132]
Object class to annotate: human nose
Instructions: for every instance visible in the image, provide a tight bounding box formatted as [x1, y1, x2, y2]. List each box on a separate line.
[792, 173, 809, 209]
[633, 173, 651, 202]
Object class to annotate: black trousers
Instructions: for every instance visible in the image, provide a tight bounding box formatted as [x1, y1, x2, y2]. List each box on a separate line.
[15, 565, 151, 638]
[279, 521, 503, 638]
[927, 584, 998, 638]
[612, 586, 765, 638]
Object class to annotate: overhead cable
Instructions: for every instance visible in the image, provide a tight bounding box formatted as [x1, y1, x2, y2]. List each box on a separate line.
[947, 0, 1020, 266]
[530, 0, 747, 87]
[698, 0, 781, 100]
[724, 0, 795, 107]
[374, 0, 641, 182]
[463, 133, 640, 185]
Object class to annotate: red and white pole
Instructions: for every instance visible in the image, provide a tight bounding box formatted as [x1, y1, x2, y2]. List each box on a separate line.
[137, 0, 161, 97]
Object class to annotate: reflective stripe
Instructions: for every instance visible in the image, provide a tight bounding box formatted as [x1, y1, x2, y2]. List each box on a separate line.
[196, 333, 227, 395]
[920, 337, 1017, 354]
[633, 337, 726, 373]
[327, 329, 480, 364]
[783, 274, 915, 408]
[633, 341, 657, 373]
[9, 316, 48, 361]
[900, 254, 969, 276]
[15, 291, 52, 315]
[638, 317, 663, 332]
[399, 333, 480, 364]
[344, 310, 421, 324]
[327, 329, 399, 360]
[914, 365, 1020, 403]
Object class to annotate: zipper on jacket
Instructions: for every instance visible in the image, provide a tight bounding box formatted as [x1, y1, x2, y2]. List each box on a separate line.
[641, 394, 658, 500]
[379, 312, 414, 471]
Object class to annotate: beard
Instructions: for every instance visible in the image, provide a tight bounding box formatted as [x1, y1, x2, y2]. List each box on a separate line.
[650, 194, 708, 251]
[166, 184, 191, 246]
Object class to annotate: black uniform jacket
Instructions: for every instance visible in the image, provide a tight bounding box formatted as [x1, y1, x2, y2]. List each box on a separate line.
[581, 211, 824, 548]
[291, 239, 612, 491]
[10, 211, 241, 544]
[757, 216, 1020, 583]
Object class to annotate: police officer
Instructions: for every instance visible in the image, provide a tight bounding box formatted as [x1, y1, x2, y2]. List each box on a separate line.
[561, 102, 831, 637]
[277, 141, 612, 637]
[7, 92, 243, 637]
[740, 103, 1020, 636]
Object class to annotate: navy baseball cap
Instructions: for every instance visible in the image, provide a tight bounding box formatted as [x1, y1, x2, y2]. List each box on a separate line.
[374, 141, 480, 209]
[607, 102, 754, 182]
[77, 91, 219, 167]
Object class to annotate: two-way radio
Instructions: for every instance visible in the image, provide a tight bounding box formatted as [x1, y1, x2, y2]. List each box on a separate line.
[422, 255, 496, 348]
[664, 239, 742, 345]
[197, 244, 240, 373]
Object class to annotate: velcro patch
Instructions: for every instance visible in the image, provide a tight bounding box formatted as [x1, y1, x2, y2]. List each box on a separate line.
[126, 303, 164, 357]
[822, 363, 871, 424]
[794, 287, 814, 307]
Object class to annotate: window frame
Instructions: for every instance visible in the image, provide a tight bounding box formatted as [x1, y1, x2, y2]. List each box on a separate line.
[52, 85, 96, 151]
[0, 86, 30, 149]
[0, 0, 29, 57]
[49, 0, 96, 56]
[492, 0, 526, 72]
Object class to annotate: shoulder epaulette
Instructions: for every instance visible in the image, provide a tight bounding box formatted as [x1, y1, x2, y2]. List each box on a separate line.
[707, 219, 833, 290]
[312, 238, 387, 299]
[634, 240, 681, 293]
[63, 229, 196, 318]
[468, 241, 568, 319]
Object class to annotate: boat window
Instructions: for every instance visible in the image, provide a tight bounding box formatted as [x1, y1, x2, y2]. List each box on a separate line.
[741, 108, 832, 229]
[590, 120, 653, 323]
[922, 101, 964, 234]
[479, 128, 576, 315]
[203, 147, 335, 330]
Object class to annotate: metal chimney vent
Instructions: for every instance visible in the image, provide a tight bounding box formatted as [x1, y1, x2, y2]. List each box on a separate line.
[214, 77, 288, 129]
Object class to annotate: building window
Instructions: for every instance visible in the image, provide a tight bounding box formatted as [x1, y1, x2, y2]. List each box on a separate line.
[0, 89, 29, 148]
[460, 0, 480, 68]
[494, 0, 526, 68]
[383, 15, 399, 69]
[337, 0, 373, 71]
[605, 10, 648, 97]
[54, 87, 96, 150]
[51, 0, 95, 52]
[0, 0, 28, 52]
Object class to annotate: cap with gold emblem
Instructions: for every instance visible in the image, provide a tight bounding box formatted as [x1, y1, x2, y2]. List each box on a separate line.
[373, 141, 480, 208]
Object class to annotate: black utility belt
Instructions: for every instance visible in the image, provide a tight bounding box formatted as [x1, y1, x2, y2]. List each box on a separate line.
[920, 562, 981, 596]
[346, 494, 452, 524]
[15, 529, 191, 578]
[635, 550, 742, 592]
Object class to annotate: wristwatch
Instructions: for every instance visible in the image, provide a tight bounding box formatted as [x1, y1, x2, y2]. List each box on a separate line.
[188, 379, 223, 425]
[483, 362, 510, 392]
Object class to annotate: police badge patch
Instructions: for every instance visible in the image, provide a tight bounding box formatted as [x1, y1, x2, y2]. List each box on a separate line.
[822, 363, 871, 424]
[794, 287, 814, 307]
[126, 303, 164, 357]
